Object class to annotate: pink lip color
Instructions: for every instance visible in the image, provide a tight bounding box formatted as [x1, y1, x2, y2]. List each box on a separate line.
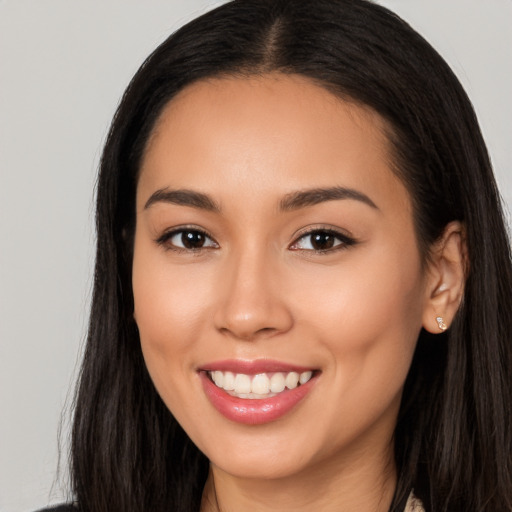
[200, 359, 313, 374]
[198, 360, 318, 425]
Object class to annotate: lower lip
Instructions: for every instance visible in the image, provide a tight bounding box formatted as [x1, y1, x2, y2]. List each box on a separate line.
[200, 371, 317, 425]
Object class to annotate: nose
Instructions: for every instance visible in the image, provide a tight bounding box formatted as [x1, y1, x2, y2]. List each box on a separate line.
[213, 248, 294, 341]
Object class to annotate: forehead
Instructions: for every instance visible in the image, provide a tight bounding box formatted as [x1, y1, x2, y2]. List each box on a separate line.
[138, 73, 410, 215]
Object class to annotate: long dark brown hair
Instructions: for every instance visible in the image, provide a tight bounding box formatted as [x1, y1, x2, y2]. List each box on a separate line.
[71, 1, 512, 510]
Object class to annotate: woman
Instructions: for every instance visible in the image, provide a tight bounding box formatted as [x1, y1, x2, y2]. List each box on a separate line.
[43, 0, 512, 510]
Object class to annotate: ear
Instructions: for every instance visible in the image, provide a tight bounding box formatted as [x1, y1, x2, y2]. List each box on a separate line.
[422, 221, 467, 334]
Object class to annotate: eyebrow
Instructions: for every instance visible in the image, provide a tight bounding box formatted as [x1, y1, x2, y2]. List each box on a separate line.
[144, 186, 378, 213]
[144, 188, 221, 212]
[279, 187, 378, 211]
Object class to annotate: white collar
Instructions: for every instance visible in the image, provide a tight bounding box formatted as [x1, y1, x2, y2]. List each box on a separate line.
[405, 491, 425, 512]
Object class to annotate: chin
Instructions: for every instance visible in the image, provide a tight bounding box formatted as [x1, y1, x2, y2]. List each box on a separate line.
[193, 418, 328, 481]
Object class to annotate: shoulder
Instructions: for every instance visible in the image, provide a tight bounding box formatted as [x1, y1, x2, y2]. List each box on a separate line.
[34, 505, 77, 512]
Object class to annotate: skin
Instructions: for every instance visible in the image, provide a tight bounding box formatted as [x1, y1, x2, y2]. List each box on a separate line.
[132, 74, 465, 511]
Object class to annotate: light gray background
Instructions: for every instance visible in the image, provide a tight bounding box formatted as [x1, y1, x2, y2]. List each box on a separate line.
[1, 1, 510, 510]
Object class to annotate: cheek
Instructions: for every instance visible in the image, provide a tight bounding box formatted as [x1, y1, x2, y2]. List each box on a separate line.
[292, 243, 425, 381]
[315, 240, 422, 325]
[132, 237, 213, 378]
[288, 248, 425, 444]
[132, 243, 215, 430]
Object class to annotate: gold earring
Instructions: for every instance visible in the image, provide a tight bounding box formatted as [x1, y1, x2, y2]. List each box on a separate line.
[436, 316, 447, 331]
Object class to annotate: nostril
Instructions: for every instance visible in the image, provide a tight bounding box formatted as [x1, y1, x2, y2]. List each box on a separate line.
[256, 327, 277, 335]
[218, 325, 279, 341]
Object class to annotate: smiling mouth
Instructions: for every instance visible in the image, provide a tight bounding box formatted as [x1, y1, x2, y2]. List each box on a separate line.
[207, 370, 315, 399]
[200, 363, 320, 424]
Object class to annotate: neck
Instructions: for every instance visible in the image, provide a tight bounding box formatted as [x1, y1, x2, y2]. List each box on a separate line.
[201, 442, 396, 512]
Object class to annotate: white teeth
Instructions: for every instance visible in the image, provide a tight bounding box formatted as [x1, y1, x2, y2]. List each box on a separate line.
[223, 371, 235, 391]
[212, 370, 223, 387]
[234, 373, 252, 394]
[285, 371, 299, 389]
[270, 373, 286, 393]
[251, 374, 270, 395]
[299, 370, 313, 384]
[209, 369, 314, 398]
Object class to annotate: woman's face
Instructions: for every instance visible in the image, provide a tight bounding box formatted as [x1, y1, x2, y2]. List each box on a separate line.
[133, 74, 431, 480]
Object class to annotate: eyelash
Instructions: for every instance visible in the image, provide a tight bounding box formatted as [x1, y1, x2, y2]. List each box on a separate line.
[156, 226, 218, 253]
[289, 227, 357, 254]
[155, 226, 357, 254]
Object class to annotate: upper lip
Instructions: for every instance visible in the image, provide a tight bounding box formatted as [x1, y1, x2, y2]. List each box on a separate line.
[198, 359, 316, 374]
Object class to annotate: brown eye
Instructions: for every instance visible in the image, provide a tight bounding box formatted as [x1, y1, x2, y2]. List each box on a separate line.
[310, 232, 336, 250]
[290, 229, 356, 253]
[181, 230, 207, 249]
[158, 228, 218, 251]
